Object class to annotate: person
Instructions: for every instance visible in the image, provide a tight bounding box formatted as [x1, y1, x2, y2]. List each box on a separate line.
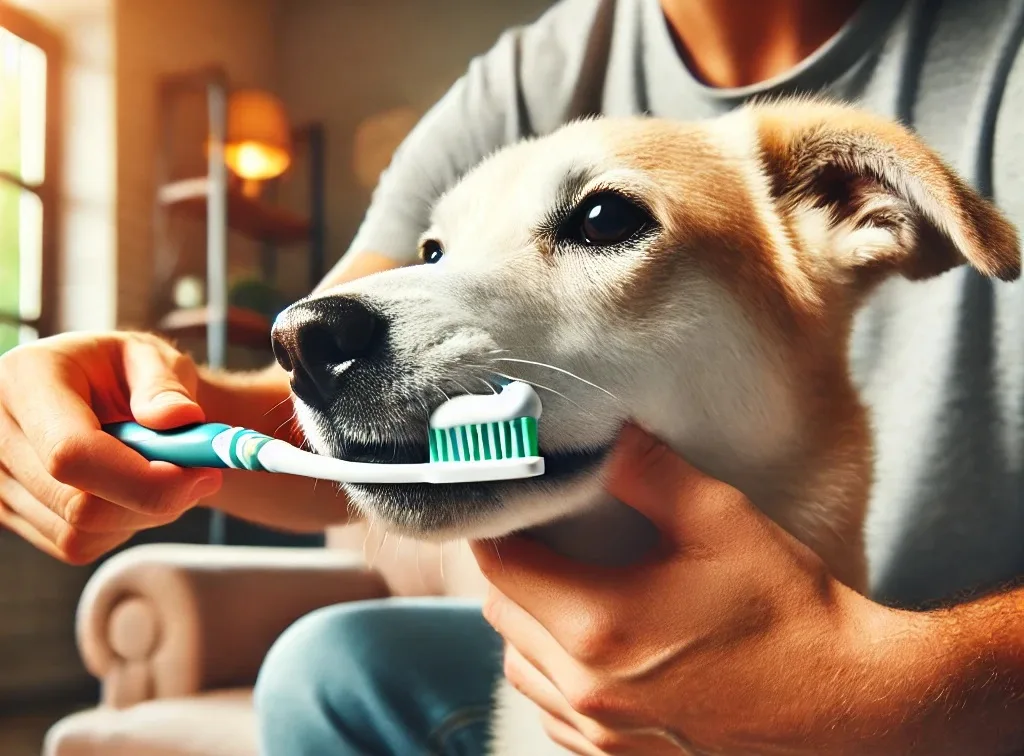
[1, 0, 1022, 752]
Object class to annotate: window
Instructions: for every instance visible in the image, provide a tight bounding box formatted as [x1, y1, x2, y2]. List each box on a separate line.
[0, 6, 60, 355]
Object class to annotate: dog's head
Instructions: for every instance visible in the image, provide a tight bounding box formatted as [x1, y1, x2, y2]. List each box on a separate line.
[272, 99, 1019, 542]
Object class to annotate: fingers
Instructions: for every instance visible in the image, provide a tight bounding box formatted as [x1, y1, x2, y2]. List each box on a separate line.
[540, 714, 616, 756]
[121, 337, 205, 429]
[505, 645, 574, 720]
[0, 472, 135, 564]
[504, 646, 616, 756]
[0, 400, 218, 565]
[0, 334, 221, 565]
[508, 643, 701, 756]
[1, 408, 214, 521]
[0, 426, 210, 565]
[0, 479, 73, 562]
[484, 585, 569, 683]
[482, 579, 638, 700]
[472, 537, 618, 632]
[604, 423, 753, 548]
[473, 537, 660, 663]
[0, 377, 220, 517]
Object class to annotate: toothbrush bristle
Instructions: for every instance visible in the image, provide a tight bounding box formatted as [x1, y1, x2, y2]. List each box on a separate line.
[429, 417, 539, 463]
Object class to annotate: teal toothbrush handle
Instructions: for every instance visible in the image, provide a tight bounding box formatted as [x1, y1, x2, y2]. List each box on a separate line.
[104, 421, 233, 469]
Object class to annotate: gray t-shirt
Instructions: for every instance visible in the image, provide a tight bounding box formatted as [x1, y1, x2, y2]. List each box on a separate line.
[346, 0, 1024, 609]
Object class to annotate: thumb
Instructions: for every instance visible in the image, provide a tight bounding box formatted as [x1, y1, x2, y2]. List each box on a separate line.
[603, 423, 750, 547]
[122, 337, 206, 430]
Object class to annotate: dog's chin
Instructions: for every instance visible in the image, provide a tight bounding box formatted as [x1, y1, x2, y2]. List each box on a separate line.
[315, 429, 612, 540]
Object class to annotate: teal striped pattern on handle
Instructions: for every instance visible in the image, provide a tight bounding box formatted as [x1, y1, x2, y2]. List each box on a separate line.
[222, 427, 275, 471]
[104, 421, 275, 471]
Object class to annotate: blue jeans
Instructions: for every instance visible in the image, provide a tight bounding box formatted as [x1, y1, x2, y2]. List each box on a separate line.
[254, 597, 504, 756]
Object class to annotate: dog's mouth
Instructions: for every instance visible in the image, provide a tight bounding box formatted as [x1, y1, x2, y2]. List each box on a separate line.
[334, 433, 609, 479]
[294, 372, 620, 538]
[314, 421, 612, 538]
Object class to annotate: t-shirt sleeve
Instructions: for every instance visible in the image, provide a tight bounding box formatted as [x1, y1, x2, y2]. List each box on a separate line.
[340, 0, 606, 268]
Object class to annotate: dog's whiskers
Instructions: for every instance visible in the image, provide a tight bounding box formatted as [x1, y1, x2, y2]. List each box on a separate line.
[428, 382, 451, 402]
[361, 521, 374, 564]
[369, 530, 389, 570]
[490, 357, 619, 401]
[273, 408, 299, 439]
[451, 379, 475, 399]
[475, 366, 595, 415]
[263, 395, 293, 418]
[491, 539, 505, 572]
[415, 541, 425, 589]
[477, 377, 498, 395]
[412, 394, 430, 424]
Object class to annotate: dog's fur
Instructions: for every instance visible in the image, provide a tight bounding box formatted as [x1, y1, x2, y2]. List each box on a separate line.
[274, 99, 1020, 755]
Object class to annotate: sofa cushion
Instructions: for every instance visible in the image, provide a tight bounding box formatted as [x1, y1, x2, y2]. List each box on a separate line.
[44, 689, 256, 756]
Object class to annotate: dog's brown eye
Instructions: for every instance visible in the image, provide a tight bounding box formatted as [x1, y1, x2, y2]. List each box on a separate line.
[573, 192, 651, 246]
[420, 239, 445, 264]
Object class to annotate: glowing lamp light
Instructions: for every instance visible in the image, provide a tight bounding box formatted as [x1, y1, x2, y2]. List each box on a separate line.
[222, 89, 292, 196]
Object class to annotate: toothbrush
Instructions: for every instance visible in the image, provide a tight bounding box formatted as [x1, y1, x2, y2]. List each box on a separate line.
[102, 381, 544, 485]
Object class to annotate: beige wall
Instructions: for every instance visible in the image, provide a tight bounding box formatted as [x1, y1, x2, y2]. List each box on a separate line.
[117, 0, 556, 324]
[274, 0, 554, 294]
[114, 0, 280, 327]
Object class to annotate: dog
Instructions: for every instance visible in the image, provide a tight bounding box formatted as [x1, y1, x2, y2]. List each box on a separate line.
[271, 98, 1021, 755]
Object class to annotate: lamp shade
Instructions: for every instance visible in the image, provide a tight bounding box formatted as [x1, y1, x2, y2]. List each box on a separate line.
[223, 89, 292, 182]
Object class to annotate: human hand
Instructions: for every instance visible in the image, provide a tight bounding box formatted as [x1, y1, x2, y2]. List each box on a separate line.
[472, 424, 915, 756]
[0, 332, 223, 564]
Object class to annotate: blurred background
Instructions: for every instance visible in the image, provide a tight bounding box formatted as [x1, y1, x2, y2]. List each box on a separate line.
[0, 0, 552, 752]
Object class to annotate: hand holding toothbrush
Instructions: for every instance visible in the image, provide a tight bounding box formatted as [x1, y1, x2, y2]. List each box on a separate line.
[0, 332, 224, 564]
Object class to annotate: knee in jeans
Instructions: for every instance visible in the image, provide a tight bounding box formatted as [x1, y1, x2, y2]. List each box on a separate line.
[255, 600, 395, 714]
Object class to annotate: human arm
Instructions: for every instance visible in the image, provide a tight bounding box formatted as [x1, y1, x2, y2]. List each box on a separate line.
[473, 424, 1024, 755]
[0, 251, 406, 564]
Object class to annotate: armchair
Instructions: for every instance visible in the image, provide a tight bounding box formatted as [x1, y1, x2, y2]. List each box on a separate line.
[43, 524, 486, 756]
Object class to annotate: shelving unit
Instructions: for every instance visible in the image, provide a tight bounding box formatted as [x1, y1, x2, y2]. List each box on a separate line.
[152, 68, 325, 362]
[157, 305, 275, 350]
[152, 68, 325, 546]
[158, 176, 312, 243]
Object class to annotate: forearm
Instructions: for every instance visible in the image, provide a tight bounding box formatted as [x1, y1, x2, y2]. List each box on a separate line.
[205, 465, 352, 533]
[856, 587, 1024, 755]
[917, 586, 1024, 754]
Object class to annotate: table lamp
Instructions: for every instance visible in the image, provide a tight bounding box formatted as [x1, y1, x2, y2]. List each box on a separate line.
[223, 88, 292, 197]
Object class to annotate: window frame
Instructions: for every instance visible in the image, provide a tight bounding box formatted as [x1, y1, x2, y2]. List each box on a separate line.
[0, 4, 62, 340]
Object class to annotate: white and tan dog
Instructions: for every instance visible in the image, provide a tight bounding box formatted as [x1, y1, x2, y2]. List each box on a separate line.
[271, 99, 1021, 755]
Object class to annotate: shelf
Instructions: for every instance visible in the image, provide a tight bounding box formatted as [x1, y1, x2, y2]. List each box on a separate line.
[159, 177, 310, 245]
[158, 306, 272, 350]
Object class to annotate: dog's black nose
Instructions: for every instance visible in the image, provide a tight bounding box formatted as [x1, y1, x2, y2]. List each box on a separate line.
[271, 297, 383, 405]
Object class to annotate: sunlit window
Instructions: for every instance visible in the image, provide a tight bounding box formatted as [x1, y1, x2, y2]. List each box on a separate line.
[0, 12, 58, 355]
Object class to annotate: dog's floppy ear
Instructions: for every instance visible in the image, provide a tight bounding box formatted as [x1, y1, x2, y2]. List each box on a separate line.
[754, 100, 1020, 283]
